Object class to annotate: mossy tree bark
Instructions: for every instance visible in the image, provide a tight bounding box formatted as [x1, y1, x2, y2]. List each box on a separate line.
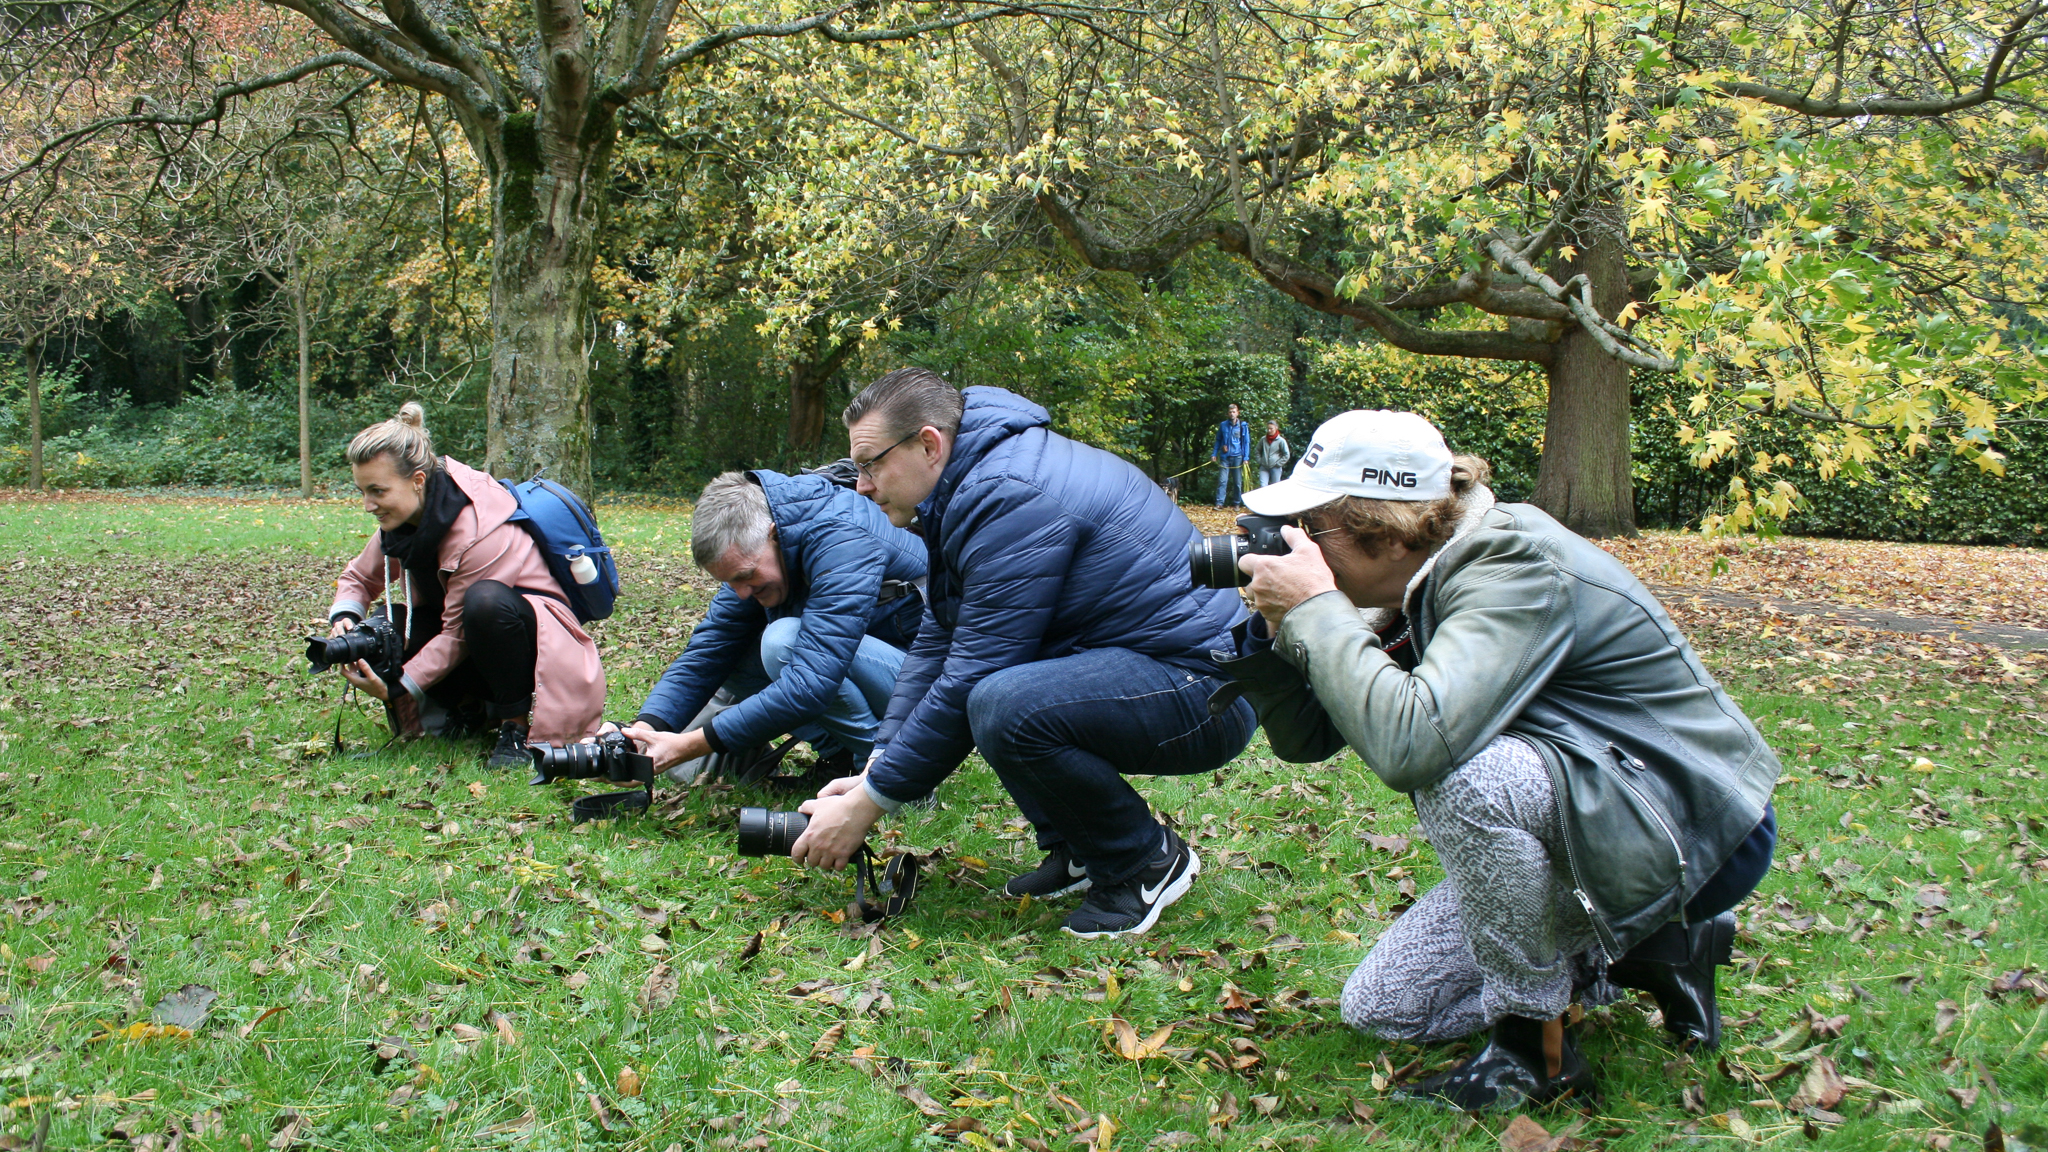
[24, 332, 44, 493]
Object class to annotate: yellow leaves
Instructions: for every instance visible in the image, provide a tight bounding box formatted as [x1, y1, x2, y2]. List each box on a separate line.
[89, 1021, 193, 1044]
[1105, 1016, 1177, 1060]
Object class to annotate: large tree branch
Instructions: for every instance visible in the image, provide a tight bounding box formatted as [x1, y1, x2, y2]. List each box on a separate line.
[269, 0, 499, 113]
[618, 4, 1075, 101]
[0, 53, 391, 185]
[1684, 2, 2042, 117]
[1485, 232, 1677, 372]
[1037, 191, 1557, 364]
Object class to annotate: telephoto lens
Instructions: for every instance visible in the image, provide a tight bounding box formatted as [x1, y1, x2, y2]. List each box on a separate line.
[737, 807, 810, 857]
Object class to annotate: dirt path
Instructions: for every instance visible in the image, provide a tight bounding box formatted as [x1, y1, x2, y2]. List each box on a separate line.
[1646, 585, 2048, 650]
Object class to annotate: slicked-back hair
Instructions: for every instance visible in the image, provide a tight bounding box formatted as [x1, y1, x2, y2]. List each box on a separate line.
[842, 367, 964, 442]
[691, 473, 774, 570]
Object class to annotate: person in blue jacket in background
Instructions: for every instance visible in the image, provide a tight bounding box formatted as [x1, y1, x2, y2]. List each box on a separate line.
[789, 368, 1258, 939]
[1212, 401, 1252, 508]
[625, 470, 926, 793]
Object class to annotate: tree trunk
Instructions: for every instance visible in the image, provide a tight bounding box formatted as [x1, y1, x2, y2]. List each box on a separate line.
[484, 112, 609, 499]
[785, 323, 859, 451]
[294, 281, 312, 498]
[24, 333, 44, 492]
[1531, 222, 1637, 538]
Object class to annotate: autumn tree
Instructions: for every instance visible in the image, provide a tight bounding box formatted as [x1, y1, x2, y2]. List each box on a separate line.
[4, 0, 1097, 496]
[798, 0, 2046, 535]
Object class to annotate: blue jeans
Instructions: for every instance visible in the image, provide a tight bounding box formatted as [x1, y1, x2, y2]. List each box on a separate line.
[719, 616, 907, 760]
[1258, 465, 1285, 489]
[1214, 459, 1245, 506]
[966, 647, 1257, 886]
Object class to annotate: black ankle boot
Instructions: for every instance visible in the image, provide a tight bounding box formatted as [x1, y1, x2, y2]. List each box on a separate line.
[485, 721, 530, 770]
[1607, 911, 1736, 1050]
[1402, 1014, 1596, 1111]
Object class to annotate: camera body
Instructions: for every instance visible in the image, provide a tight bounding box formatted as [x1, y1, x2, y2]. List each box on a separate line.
[1188, 514, 1293, 589]
[305, 610, 405, 679]
[529, 729, 654, 787]
[737, 807, 808, 857]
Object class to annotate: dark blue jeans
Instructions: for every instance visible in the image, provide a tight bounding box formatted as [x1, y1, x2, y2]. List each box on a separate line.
[966, 647, 1257, 886]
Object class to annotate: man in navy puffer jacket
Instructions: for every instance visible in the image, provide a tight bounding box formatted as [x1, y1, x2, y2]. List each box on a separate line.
[626, 470, 926, 789]
[789, 369, 1258, 938]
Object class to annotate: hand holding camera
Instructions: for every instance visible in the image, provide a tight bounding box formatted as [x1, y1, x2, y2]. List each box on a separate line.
[1237, 524, 1339, 628]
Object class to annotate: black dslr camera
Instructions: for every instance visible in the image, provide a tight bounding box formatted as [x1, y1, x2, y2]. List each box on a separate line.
[305, 610, 404, 678]
[1188, 514, 1293, 589]
[528, 729, 656, 822]
[736, 805, 921, 922]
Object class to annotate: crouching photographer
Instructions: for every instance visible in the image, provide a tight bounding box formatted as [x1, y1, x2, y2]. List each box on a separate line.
[1218, 410, 1779, 1111]
[321, 403, 605, 764]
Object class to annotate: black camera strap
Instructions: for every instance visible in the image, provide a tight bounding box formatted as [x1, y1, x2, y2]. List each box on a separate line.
[568, 751, 655, 824]
[852, 845, 921, 922]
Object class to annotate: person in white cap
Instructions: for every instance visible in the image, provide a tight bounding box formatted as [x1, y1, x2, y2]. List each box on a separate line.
[1214, 409, 1780, 1111]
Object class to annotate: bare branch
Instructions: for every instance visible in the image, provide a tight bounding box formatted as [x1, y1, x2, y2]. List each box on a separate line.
[1485, 233, 1677, 372]
[1, 53, 390, 185]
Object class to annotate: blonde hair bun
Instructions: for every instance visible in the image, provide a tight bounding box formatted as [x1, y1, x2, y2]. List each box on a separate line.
[396, 401, 426, 429]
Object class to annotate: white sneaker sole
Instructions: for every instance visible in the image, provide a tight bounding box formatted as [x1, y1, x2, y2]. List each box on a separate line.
[1060, 847, 1199, 940]
[1001, 874, 1092, 901]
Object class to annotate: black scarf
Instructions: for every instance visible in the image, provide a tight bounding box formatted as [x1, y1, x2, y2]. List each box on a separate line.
[378, 465, 470, 659]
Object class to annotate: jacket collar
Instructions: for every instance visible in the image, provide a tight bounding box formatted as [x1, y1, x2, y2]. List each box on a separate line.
[916, 387, 1049, 530]
[1356, 485, 1496, 632]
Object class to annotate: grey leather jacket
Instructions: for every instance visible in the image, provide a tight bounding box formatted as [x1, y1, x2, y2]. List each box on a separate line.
[1216, 500, 1780, 958]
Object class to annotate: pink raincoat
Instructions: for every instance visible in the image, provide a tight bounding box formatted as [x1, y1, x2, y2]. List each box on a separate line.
[332, 457, 605, 743]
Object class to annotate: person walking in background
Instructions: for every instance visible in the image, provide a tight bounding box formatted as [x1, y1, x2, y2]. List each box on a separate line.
[1212, 401, 1251, 507]
[1257, 420, 1290, 489]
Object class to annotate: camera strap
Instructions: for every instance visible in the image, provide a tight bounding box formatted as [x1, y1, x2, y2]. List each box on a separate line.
[852, 845, 921, 923]
[568, 750, 656, 824]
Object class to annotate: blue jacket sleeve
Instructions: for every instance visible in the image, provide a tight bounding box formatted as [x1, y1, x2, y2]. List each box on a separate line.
[707, 520, 889, 749]
[873, 599, 951, 752]
[636, 588, 763, 730]
[867, 477, 1082, 803]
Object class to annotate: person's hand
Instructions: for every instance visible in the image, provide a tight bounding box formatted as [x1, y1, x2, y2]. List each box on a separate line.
[340, 658, 391, 702]
[623, 722, 709, 771]
[1240, 524, 1339, 630]
[329, 617, 356, 638]
[814, 773, 865, 800]
[790, 781, 883, 871]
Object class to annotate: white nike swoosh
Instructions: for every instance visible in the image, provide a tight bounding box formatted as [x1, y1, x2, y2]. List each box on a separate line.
[1139, 858, 1182, 904]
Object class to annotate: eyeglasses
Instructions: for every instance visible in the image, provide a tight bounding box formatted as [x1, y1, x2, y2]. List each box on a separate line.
[854, 430, 920, 479]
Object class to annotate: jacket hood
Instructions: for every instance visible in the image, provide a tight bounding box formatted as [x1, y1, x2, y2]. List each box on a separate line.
[920, 387, 1050, 522]
[443, 457, 518, 536]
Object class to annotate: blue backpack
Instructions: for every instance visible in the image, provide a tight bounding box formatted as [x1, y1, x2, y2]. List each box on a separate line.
[499, 473, 620, 622]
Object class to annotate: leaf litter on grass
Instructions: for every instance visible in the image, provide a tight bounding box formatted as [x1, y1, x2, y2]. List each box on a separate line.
[1, 494, 2046, 1150]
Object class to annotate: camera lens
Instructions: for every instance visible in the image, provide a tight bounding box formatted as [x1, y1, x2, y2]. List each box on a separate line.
[304, 629, 374, 674]
[737, 807, 809, 857]
[531, 741, 603, 780]
[1187, 533, 1251, 589]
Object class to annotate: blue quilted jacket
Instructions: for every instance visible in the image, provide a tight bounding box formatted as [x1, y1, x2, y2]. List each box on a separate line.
[867, 387, 1249, 804]
[636, 470, 926, 750]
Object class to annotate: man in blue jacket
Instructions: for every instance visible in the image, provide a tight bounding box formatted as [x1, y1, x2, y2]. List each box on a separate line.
[789, 368, 1258, 939]
[1212, 402, 1251, 508]
[626, 470, 926, 790]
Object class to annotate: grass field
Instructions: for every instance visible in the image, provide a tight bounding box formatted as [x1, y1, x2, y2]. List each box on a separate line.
[0, 491, 2043, 1152]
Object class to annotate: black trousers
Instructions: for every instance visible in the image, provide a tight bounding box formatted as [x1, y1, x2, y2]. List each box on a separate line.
[424, 579, 538, 722]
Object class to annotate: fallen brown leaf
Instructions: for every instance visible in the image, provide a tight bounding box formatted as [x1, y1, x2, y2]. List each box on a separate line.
[617, 1067, 642, 1098]
[636, 963, 677, 1014]
[895, 1082, 949, 1118]
[810, 1021, 846, 1061]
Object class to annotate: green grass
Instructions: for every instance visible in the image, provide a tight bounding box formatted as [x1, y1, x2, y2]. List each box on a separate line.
[0, 492, 2043, 1151]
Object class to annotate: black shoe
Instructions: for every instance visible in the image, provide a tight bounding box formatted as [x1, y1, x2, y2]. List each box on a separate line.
[1002, 847, 1091, 900]
[1607, 911, 1736, 1050]
[763, 750, 858, 796]
[1402, 1014, 1596, 1111]
[1061, 828, 1199, 939]
[485, 722, 529, 771]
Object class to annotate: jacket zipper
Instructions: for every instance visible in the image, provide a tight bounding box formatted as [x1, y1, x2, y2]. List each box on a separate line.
[1608, 748, 1691, 927]
[1558, 821, 1621, 961]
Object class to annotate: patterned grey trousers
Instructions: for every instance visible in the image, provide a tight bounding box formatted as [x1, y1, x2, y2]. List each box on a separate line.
[1341, 734, 1609, 1043]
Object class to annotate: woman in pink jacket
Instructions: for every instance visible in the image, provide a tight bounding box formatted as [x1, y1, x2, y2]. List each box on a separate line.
[328, 403, 606, 767]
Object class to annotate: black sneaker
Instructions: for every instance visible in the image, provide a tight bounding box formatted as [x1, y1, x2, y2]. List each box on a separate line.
[1061, 828, 1199, 939]
[485, 722, 529, 771]
[1002, 847, 1091, 900]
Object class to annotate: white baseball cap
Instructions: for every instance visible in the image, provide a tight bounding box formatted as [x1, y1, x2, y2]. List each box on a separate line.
[1243, 410, 1452, 516]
